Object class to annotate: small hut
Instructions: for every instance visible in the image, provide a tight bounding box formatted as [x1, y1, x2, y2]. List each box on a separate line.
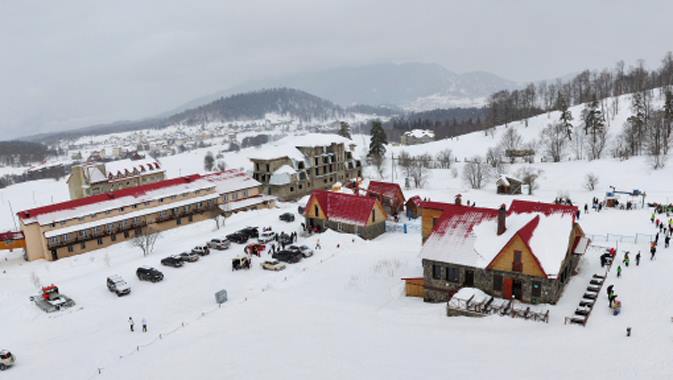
[406, 195, 422, 219]
[496, 175, 522, 195]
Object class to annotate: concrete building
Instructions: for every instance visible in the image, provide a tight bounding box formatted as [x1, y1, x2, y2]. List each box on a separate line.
[66, 156, 166, 200]
[304, 189, 386, 240]
[400, 129, 435, 145]
[250, 134, 362, 201]
[18, 170, 274, 261]
[419, 200, 589, 304]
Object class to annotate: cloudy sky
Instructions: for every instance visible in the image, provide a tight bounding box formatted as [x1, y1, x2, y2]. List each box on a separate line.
[1, 0, 672, 139]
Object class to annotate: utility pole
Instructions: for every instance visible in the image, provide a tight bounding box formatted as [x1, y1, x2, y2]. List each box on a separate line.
[8, 200, 17, 230]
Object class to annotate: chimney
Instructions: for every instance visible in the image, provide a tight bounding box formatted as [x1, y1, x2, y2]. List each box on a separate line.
[455, 194, 462, 206]
[497, 204, 507, 235]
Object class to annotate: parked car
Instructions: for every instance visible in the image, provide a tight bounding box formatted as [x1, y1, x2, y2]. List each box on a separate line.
[178, 251, 200, 262]
[239, 227, 259, 239]
[279, 212, 295, 222]
[191, 245, 210, 256]
[207, 238, 231, 250]
[136, 266, 164, 282]
[0, 350, 15, 371]
[288, 244, 314, 258]
[226, 232, 249, 244]
[106, 275, 131, 297]
[161, 255, 184, 268]
[272, 249, 303, 264]
[232, 255, 251, 271]
[261, 260, 286, 271]
[257, 231, 276, 243]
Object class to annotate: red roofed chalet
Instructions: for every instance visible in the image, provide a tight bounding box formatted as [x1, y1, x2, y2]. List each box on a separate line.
[304, 190, 387, 239]
[366, 181, 405, 215]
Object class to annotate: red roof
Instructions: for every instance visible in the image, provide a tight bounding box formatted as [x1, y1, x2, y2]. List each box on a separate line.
[406, 195, 422, 207]
[17, 174, 202, 221]
[367, 181, 405, 201]
[432, 204, 500, 237]
[305, 190, 381, 226]
[509, 200, 578, 217]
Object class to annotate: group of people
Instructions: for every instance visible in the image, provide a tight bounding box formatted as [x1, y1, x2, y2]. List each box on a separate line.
[128, 317, 148, 333]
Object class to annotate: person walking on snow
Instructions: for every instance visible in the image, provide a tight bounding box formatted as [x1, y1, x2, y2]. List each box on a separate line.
[651, 212, 656, 223]
[623, 254, 630, 267]
[650, 242, 657, 260]
[655, 232, 660, 245]
[315, 239, 321, 250]
[665, 235, 671, 248]
[142, 317, 148, 333]
[606, 284, 614, 301]
[617, 265, 622, 278]
[635, 252, 641, 266]
[128, 317, 135, 332]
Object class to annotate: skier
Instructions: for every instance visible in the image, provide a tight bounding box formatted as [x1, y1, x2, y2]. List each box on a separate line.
[616, 265, 622, 278]
[650, 242, 657, 260]
[142, 317, 148, 333]
[128, 317, 135, 332]
[635, 251, 641, 266]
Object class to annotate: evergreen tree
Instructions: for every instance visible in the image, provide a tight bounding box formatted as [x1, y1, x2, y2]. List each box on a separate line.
[338, 121, 352, 139]
[625, 92, 648, 155]
[663, 90, 673, 154]
[368, 120, 387, 159]
[582, 96, 607, 159]
[203, 151, 215, 171]
[557, 94, 574, 140]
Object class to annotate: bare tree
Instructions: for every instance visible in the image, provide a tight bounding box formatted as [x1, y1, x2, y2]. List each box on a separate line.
[204, 151, 215, 171]
[370, 154, 385, 179]
[645, 111, 671, 169]
[416, 153, 433, 169]
[397, 151, 414, 180]
[216, 160, 227, 172]
[130, 227, 161, 257]
[500, 128, 523, 163]
[540, 123, 567, 162]
[410, 162, 430, 188]
[435, 149, 453, 168]
[584, 173, 599, 191]
[516, 166, 543, 195]
[462, 156, 490, 189]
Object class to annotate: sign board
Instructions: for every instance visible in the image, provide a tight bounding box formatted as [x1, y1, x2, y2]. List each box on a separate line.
[215, 289, 228, 304]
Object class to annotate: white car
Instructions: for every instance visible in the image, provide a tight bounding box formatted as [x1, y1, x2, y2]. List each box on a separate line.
[289, 245, 314, 258]
[207, 238, 231, 250]
[0, 350, 15, 371]
[261, 260, 287, 271]
[257, 231, 277, 244]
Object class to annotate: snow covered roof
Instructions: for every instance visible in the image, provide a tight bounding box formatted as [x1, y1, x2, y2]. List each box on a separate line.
[201, 169, 262, 194]
[305, 190, 382, 226]
[103, 156, 163, 181]
[248, 133, 355, 161]
[18, 175, 215, 225]
[420, 200, 580, 278]
[269, 165, 297, 185]
[367, 181, 405, 201]
[403, 129, 435, 138]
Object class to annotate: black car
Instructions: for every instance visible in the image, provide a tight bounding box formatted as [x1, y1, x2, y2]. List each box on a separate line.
[272, 249, 303, 264]
[279, 213, 295, 222]
[136, 266, 164, 282]
[226, 232, 249, 244]
[161, 255, 184, 268]
[239, 227, 259, 238]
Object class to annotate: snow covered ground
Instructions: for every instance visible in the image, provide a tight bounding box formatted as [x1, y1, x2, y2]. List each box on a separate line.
[1, 90, 673, 378]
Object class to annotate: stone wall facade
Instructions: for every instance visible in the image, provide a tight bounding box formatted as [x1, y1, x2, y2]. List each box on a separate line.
[306, 217, 385, 240]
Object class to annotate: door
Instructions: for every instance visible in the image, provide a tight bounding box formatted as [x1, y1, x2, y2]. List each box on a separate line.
[464, 270, 474, 287]
[512, 280, 523, 300]
[503, 278, 513, 299]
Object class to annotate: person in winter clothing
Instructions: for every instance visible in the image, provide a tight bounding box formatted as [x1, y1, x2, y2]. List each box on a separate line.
[651, 212, 656, 223]
[142, 317, 148, 333]
[617, 265, 622, 278]
[584, 204, 589, 214]
[606, 284, 614, 299]
[608, 292, 617, 308]
[635, 252, 641, 266]
[650, 243, 657, 260]
[128, 317, 135, 332]
[315, 239, 321, 250]
[655, 232, 660, 245]
[665, 235, 671, 248]
[623, 256, 630, 267]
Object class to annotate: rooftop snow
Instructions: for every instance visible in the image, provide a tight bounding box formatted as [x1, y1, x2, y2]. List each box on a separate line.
[403, 129, 435, 138]
[269, 165, 297, 185]
[247, 133, 355, 161]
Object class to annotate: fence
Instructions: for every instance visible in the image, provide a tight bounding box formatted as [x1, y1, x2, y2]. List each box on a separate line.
[587, 233, 654, 244]
[385, 221, 421, 234]
[447, 294, 549, 323]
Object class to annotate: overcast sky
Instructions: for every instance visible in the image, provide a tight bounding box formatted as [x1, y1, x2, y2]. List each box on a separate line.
[1, 0, 672, 140]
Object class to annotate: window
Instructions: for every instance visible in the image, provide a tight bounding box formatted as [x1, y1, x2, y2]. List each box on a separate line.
[513, 250, 523, 272]
[532, 281, 542, 297]
[243, 190, 248, 197]
[135, 228, 142, 236]
[48, 237, 59, 246]
[432, 264, 441, 280]
[266, 164, 270, 172]
[371, 209, 376, 223]
[97, 238, 103, 245]
[314, 205, 319, 217]
[67, 245, 74, 253]
[446, 267, 460, 283]
[290, 187, 294, 192]
[493, 274, 503, 291]
[120, 207, 125, 212]
[111, 234, 117, 242]
[80, 242, 86, 249]
[188, 215, 193, 222]
[177, 218, 182, 225]
[123, 231, 129, 238]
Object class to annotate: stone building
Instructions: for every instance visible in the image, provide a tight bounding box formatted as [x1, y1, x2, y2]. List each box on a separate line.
[420, 200, 589, 304]
[303, 189, 386, 240]
[400, 129, 435, 145]
[250, 134, 362, 201]
[66, 155, 166, 199]
[18, 170, 274, 261]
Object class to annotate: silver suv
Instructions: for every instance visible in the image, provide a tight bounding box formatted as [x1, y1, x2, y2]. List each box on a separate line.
[106, 275, 131, 296]
[207, 238, 231, 250]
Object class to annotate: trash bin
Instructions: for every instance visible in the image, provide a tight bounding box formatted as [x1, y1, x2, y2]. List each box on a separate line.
[215, 289, 228, 304]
